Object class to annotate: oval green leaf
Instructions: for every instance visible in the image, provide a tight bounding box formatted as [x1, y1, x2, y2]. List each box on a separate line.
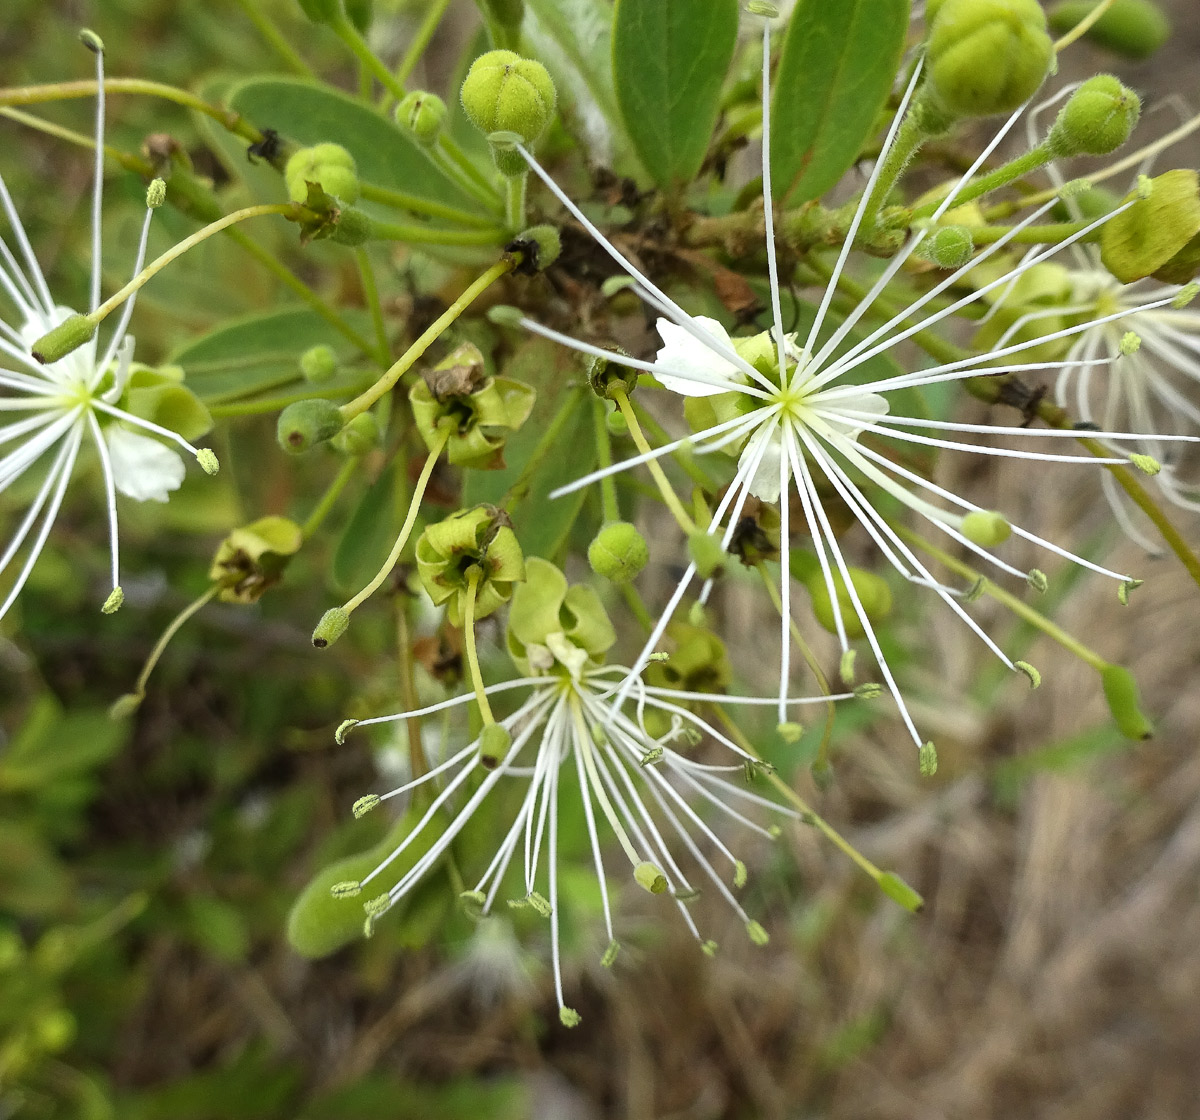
[770, 0, 909, 205]
[612, 0, 739, 189]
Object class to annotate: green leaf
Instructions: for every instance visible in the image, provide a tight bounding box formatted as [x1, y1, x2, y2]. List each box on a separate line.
[331, 455, 403, 595]
[0, 696, 128, 793]
[770, 0, 909, 204]
[612, 0, 738, 189]
[169, 306, 370, 403]
[224, 77, 481, 212]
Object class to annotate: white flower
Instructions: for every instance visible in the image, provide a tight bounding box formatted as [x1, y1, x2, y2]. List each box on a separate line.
[507, 17, 1196, 751]
[337, 651, 840, 1027]
[0, 42, 214, 620]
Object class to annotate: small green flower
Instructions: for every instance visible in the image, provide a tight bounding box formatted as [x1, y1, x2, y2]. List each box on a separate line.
[209, 516, 303, 604]
[416, 506, 525, 626]
[505, 557, 616, 675]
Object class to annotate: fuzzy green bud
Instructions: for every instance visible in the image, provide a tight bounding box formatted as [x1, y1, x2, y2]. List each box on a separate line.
[960, 510, 1012, 547]
[633, 861, 668, 894]
[296, 0, 342, 26]
[284, 143, 360, 204]
[331, 412, 380, 456]
[1047, 0, 1170, 60]
[805, 567, 893, 640]
[479, 722, 512, 769]
[30, 313, 97, 364]
[1101, 663, 1153, 739]
[277, 398, 345, 454]
[329, 208, 375, 246]
[461, 50, 556, 145]
[920, 224, 975, 268]
[299, 343, 338, 385]
[588, 520, 649, 583]
[1047, 76, 1141, 158]
[395, 91, 447, 147]
[926, 0, 1054, 119]
[312, 607, 350, 649]
[507, 224, 561, 273]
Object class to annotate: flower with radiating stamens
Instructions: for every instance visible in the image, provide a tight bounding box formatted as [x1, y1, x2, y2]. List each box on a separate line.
[334, 559, 848, 1026]
[0, 36, 217, 622]
[503, 13, 1198, 753]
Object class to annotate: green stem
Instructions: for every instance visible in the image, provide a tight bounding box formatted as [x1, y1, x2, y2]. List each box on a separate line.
[505, 172, 527, 233]
[861, 111, 928, 232]
[395, 603, 428, 781]
[339, 257, 515, 421]
[127, 584, 223, 702]
[620, 582, 654, 633]
[894, 523, 1108, 670]
[355, 248, 391, 365]
[438, 134, 503, 206]
[87, 203, 294, 328]
[1054, 0, 1118, 50]
[395, 0, 454, 87]
[963, 218, 1095, 246]
[611, 388, 697, 535]
[912, 143, 1054, 220]
[462, 566, 496, 725]
[359, 182, 496, 228]
[631, 399, 714, 488]
[341, 428, 451, 614]
[302, 455, 360, 540]
[232, 0, 316, 76]
[592, 397, 620, 523]
[368, 219, 504, 246]
[331, 14, 407, 101]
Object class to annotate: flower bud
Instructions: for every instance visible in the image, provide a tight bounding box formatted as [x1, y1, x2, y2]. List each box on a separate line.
[395, 91, 447, 147]
[960, 509, 1011, 547]
[1047, 0, 1170, 60]
[460, 50, 556, 145]
[331, 412, 380, 456]
[506, 224, 561, 273]
[284, 143, 360, 204]
[919, 224, 975, 269]
[277, 398, 344, 454]
[30, 313, 97, 364]
[296, 0, 342, 26]
[479, 722, 512, 769]
[588, 521, 649, 583]
[1101, 169, 1200, 283]
[299, 343, 338, 385]
[1101, 663, 1153, 739]
[926, 0, 1054, 118]
[329, 208, 375, 246]
[1047, 75, 1141, 158]
[804, 567, 893, 640]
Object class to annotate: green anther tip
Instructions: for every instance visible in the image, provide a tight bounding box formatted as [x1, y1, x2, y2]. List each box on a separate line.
[919, 741, 938, 778]
[646, 651, 670, 663]
[639, 747, 663, 767]
[330, 880, 362, 899]
[559, 1006, 582, 1028]
[312, 607, 350, 649]
[146, 178, 167, 209]
[746, 920, 769, 947]
[634, 861, 668, 894]
[363, 893, 390, 917]
[352, 794, 381, 819]
[486, 129, 524, 150]
[1118, 577, 1143, 606]
[854, 682, 883, 699]
[766, 824, 782, 839]
[1136, 173, 1153, 199]
[839, 648, 857, 685]
[1172, 282, 1199, 309]
[701, 939, 718, 957]
[1028, 569, 1049, 594]
[1058, 177, 1092, 198]
[746, 0, 779, 14]
[335, 718, 359, 745]
[1119, 331, 1142, 356]
[672, 886, 701, 903]
[101, 587, 124, 615]
[527, 891, 552, 918]
[362, 916, 376, 939]
[965, 576, 987, 603]
[1014, 660, 1041, 689]
[733, 860, 747, 889]
[1130, 452, 1161, 475]
[78, 28, 105, 53]
[459, 890, 486, 919]
[601, 940, 620, 968]
[486, 304, 525, 328]
[196, 448, 219, 475]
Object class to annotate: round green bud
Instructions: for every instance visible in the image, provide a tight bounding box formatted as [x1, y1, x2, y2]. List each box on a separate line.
[806, 568, 893, 640]
[1047, 0, 1170, 61]
[329, 208, 375, 246]
[299, 343, 338, 385]
[921, 224, 975, 269]
[588, 520, 649, 583]
[331, 412, 380, 456]
[297, 0, 342, 26]
[277, 398, 345, 454]
[927, 0, 1054, 118]
[1047, 75, 1141, 158]
[507, 224, 561, 273]
[284, 143, 360, 204]
[960, 509, 1012, 547]
[460, 50, 557, 145]
[479, 722, 512, 769]
[395, 91, 447, 147]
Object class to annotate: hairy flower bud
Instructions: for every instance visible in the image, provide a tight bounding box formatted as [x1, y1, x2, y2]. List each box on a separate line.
[299, 343, 338, 385]
[1047, 75, 1141, 157]
[926, 0, 1054, 118]
[460, 50, 556, 145]
[395, 91, 447, 147]
[1047, 0, 1170, 60]
[587, 521, 649, 583]
[31, 313, 97, 364]
[801, 566, 893, 641]
[276, 398, 345, 454]
[284, 143, 360, 204]
[919, 224, 975, 269]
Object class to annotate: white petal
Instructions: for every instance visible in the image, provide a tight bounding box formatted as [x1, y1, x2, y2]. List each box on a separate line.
[105, 426, 185, 502]
[653, 316, 745, 397]
[819, 390, 890, 441]
[744, 435, 783, 503]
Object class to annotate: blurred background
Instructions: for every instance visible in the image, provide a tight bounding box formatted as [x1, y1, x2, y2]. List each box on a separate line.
[1, 1, 1198, 1117]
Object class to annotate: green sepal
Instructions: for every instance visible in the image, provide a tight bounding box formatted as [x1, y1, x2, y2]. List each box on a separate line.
[1101, 170, 1200, 283]
[209, 515, 303, 604]
[505, 556, 614, 674]
[123, 366, 213, 443]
